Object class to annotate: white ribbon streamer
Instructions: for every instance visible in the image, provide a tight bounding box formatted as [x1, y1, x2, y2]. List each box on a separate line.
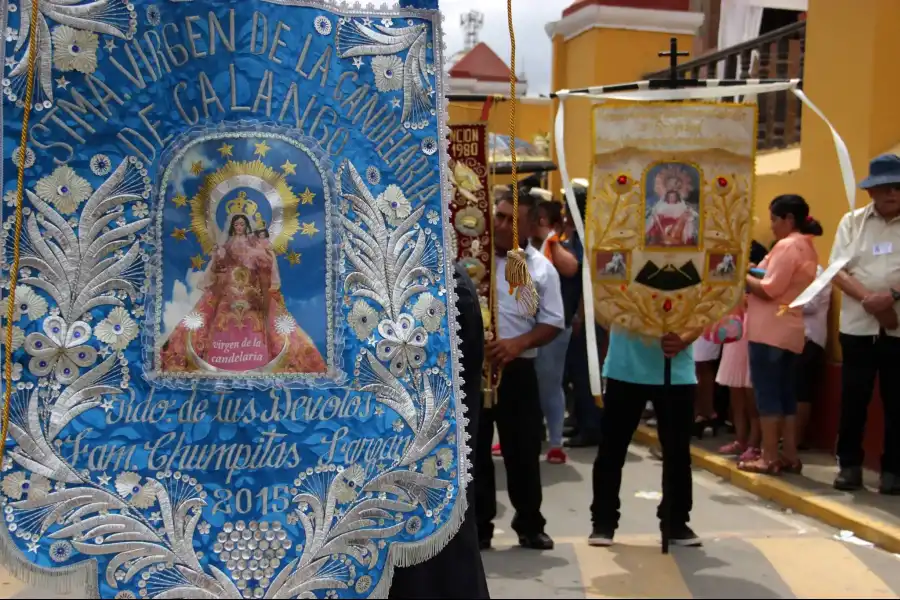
[554, 92, 603, 398]
[553, 80, 856, 394]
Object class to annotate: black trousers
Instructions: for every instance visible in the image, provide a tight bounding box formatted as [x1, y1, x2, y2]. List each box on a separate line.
[475, 358, 546, 540]
[837, 333, 900, 475]
[566, 324, 605, 436]
[591, 378, 694, 531]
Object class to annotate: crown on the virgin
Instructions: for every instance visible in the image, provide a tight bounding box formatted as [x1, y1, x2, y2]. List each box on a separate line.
[226, 191, 258, 218]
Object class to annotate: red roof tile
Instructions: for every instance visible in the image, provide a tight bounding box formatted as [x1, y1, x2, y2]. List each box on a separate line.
[448, 42, 516, 83]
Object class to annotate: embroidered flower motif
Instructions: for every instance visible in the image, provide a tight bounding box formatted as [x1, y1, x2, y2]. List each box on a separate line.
[348, 300, 378, 341]
[376, 184, 411, 224]
[412, 292, 445, 332]
[197, 521, 211, 535]
[392, 419, 404, 433]
[131, 201, 149, 219]
[35, 165, 92, 215]
[275, 314, 296, 335]
[1, 325, 25, 352]
[1, 472, 50, 500]
[95, 307, 138, 350]
[437, 447, 454, 470]
[49, 541, 73, 563]
[426, 209, 439, 225]
[371, 55, 404, 92]
[4, 190, 18, 207]
[405, 516, 422, 534]
[115, 472, 156, 509]
[182, 312, 204, 331]
[381, 18, 394, 27]
[314, 15, 332, 36]
[90, 154, 111, 176]
[325, 591, 339, 600]
[51, 25, 99, 74]
[1, 362, 23, 382]
[365, 165, 381, 185]
[24, 316, 96, 384]
[355, 575, 373, 594]
[0, 285, 48, 322]
[422, 456, 438, 477]
[375, 314, 427, 376]
[11, 146, 34, 169]
[331, 465, 364, 504]
[145, 5, 161, 26]
[420, 137, 437, 156]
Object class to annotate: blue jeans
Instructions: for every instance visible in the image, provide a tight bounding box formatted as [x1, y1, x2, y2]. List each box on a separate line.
[535, 327, 573, 448]
[748, 341, 799, 417]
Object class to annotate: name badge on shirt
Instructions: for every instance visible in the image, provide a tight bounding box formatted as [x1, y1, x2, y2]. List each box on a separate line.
[873, 242, 894, 256]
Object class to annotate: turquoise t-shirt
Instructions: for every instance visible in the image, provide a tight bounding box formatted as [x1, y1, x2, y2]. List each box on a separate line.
[602, 327, 697, 386]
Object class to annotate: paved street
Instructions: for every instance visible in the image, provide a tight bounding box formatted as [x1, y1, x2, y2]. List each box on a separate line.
[483, 444, 900, 599]
[1, 443, 899, 598]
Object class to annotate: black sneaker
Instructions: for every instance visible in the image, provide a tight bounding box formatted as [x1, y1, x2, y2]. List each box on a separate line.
[667, 524, 702, 547]
[834, 467, 863, 491]
[879, 473, 900, 496]
[588, 527, 614, 547]
[478, 538, 492, 551]
[518, 532, 554, 550]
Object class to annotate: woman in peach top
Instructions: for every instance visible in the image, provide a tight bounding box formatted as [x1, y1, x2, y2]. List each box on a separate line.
[740, 195, 822, 475]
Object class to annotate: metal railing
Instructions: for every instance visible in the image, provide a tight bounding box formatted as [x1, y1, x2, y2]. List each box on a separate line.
[645, 21, 806, 151]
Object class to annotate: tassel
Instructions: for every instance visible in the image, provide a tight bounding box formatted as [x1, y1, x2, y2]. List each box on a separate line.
[505, 248, 539, 317]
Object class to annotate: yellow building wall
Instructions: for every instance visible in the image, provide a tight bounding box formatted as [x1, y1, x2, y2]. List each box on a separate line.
[447, 100, 553, 190]
[755, 0, 900, 359]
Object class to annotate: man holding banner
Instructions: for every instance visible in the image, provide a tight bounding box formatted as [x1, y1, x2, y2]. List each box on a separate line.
[475, 192, 564, 552]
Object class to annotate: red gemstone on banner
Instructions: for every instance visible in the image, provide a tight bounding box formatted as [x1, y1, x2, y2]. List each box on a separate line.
[663, 298, 673, 312]
[620, 284, 627, 291]
[617, 175, 628, 185]
[717, 177, 728, 187]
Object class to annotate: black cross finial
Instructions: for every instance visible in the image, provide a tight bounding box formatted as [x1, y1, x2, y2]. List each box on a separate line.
[658, 37, 690, 89]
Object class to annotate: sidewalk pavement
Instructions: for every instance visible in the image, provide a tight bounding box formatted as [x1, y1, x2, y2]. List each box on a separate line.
[633, 424, 900, 555]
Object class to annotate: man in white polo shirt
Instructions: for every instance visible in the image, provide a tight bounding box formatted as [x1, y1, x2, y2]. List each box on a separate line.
[831, 153, 900, 495]
[475, 191, 564, 551]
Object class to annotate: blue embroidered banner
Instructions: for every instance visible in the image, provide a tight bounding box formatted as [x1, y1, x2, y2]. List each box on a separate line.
[0, 1, 465, 598]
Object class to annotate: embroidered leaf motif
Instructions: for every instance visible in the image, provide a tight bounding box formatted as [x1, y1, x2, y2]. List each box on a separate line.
[11, 480, 241, 598]
[338, 161, 435, 322]
[336, 20, 433, 129]
[18, 158, 150, 323]
[9, 0, 136, 106]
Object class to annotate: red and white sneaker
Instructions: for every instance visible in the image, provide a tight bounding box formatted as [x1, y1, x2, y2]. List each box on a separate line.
[491, 443, 502, 457]
[546, 448, 567, 464]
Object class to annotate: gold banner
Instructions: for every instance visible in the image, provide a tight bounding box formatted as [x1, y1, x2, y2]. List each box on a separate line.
[588, 102, 758, 337]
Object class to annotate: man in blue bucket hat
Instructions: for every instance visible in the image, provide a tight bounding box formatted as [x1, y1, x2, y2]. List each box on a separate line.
[829, 153, 900, 495]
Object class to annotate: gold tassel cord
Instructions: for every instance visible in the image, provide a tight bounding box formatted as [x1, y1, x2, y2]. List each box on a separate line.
[503, 0, 539, 317]
[1, 0, 40, 467]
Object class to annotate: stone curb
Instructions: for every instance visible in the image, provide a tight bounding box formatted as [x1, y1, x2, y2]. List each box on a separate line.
[633, 425, 900, 555]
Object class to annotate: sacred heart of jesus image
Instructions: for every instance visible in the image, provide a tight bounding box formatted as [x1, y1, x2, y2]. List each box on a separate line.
[152, 128, 334, 382]
[587, 102, 758, 338]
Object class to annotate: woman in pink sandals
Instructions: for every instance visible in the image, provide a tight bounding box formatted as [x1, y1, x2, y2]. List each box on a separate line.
[740, 195, 821, 476]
